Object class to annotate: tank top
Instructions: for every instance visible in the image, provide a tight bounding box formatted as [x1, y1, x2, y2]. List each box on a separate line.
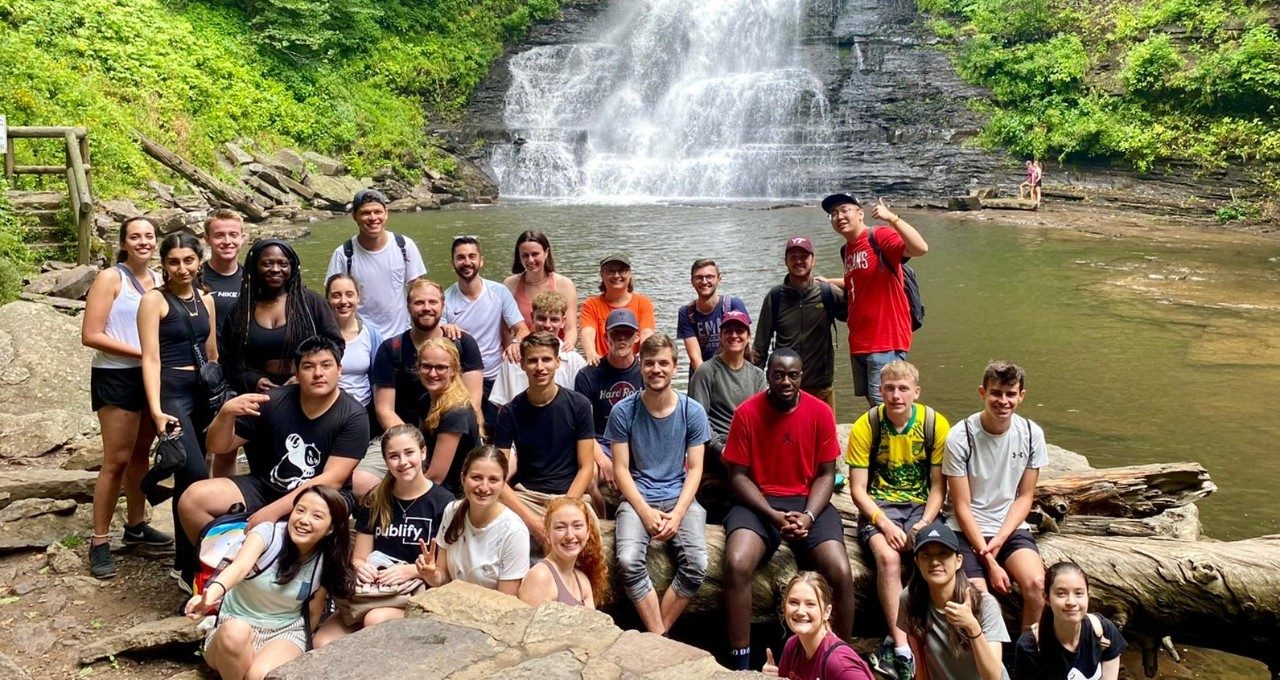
[542, 559, 585, 607]
[91, 265, 162, 370]
[158, 289, 211, 368]
[514, 272, 567, 331]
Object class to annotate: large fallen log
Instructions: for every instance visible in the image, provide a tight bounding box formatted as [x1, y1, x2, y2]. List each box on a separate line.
[1031, 462, 1215, 521]
[134, 132, 268, 221]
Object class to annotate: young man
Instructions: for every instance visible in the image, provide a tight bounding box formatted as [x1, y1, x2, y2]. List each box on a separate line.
[496, 332, 596, 547]
[324, 189, 428, 338]
[574, 309, 644, 493]
[489, 290, 585, 407]
[608, 335, 710, 635]
[823, 193, 929, 408]
[944, 360, 1047, 631]
[752, 236, 845, 411]
[177, 336, 369, 581]
[200, 209, 245, 349]
[687, 310, 765, 520]
[846, 360, 950, 680]
[442, 236, 529, 433]
[721, 349, 854, 670]
[677, 258, 747, 374]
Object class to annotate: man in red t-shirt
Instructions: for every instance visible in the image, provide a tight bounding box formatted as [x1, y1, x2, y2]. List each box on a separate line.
[720, 348, 855, 671]
[823, 193, 930, 408]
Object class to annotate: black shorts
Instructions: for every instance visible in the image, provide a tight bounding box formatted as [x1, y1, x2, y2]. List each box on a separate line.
[957, 528, 1039, 580]
[724, 496, 845, 562]
[857, 501, 926, 550]
[230, 475, 358, 519]
[91, 367, 146, 412]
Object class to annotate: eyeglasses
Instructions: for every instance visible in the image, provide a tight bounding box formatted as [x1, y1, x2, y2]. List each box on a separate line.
[418, 363, 451, 374]
[692, 275, 718, 282]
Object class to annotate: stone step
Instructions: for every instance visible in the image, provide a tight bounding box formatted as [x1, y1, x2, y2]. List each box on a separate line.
[6, 190, 65, 210]
[22, 209, 64, 227]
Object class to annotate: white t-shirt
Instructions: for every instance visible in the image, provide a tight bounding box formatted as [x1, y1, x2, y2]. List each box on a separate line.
[325, 232, 427, 339]
[442, 279, 525, 379]
[337, 320, 379, 406]
[488, 347, 585, 406]
[436, 500, 530, 590]
[943, 413, 1046, 536]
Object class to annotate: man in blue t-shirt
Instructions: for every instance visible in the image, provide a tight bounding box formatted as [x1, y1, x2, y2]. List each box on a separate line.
[607, 334, 710, 635]
[677, 258, 747, 375]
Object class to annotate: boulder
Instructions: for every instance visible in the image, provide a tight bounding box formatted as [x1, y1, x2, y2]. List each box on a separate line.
[302, 151, 346, 176]
[79, 616, 203, 664]
[22, 265, 98, 300]
[61, 442, 104, 471]
[44, 541, 81, 574]
[946, 195, 982, 211]
[443, 151, 500, 201]
[143, 208, 188, 233]
[99, 199, 140, 223]
[269, 617, 504, 679]
[386, 197, 418, 212]
[0, 499, 90, 550]
[0, 409, 98, 458]
[222, 142, 254, 167]
[247, 163, 318, 201]
[243, 175, 294, 206]
[261, 148, 307, 180]
[304, 174, 372, 210]
[0, 469, 98, 503]
[172, 194, 209, 213]
[0, 498, 76, 522]
[598, 629, 722, 678]
[147, 181, 175, 205]
[0, 301, 94, 414]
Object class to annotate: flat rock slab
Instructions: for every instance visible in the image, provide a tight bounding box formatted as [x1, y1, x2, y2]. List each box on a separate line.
[0, 301, 94, 413]
[0, 651, 31, 680]
[0, 408, 98, 459]
[23, 265, 97, 300]
[270, 617, 503, 679]
[0, 501, 90, 550]
[409, 580, 534, 646]
[80, 616, 203, 664]
[0, 468, 98, 503]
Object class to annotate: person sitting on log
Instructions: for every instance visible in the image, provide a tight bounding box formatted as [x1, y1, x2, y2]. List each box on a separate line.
[608, 334, 711, 635]
[944, 360, 1047, 632]
[721, 348, 855, 671]
[518, 495, 610, 608]
[900, 520, 1010, 680]
[762, 571, 875, 680]
[1014, 561, 1127, 680]
[846, 360, 950, 680]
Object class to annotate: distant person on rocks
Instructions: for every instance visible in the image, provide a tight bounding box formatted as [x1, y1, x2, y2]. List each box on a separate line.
[221, 239, 343, 395]
[1019, 161, 1036, 201]
[688, 310, 765, 521]
[761, 571, 875, 680]
[502, 230, 580, 350]
[845, 360, 950, 680]
[1014, 561, 1127, 680]
[518, 495, 610, 608]
[721, 349, 854, 671]
[324, 189, 427, 339]
[945, 360, 1046, 632]
[1032, 160, 1044, 206]
[677, 258, 747, 375]
[325, 274, 382, 420]
[82, 217, 170, 579]
[608, 335, 710, 635]
[824, 193, 929, 408]
[579, 253, 656, 365]
[489, 290, 585, 408]
[574, 309, 644, 501]
[752, 236, 845, 412]
[200, 209, 245, 353]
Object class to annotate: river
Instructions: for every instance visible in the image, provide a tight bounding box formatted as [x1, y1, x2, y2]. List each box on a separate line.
[292, 203, 1280, 541]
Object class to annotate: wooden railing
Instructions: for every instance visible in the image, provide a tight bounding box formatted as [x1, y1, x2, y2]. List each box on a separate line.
[2, 124, 95, 264]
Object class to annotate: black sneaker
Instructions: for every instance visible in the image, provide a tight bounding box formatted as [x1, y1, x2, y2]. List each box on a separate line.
[89, 542, 116, 579]
[123, 522, 174, 546]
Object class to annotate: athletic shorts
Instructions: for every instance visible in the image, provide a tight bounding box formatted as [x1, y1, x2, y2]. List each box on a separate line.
[91, 367, 146, 412]
[724, 496, 844, 562]
[354, 437, 386, 480]
[230, 475, 286, 514]
[957, 528, 1039, 580]
[857, 501, 926, 550]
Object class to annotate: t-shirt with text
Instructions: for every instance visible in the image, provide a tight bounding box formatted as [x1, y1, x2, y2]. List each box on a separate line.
[845, 403, 950, 504]
[494, 388, 594, 494]
[604, 392, 711, 503]
[943, 413, 1047, 536]
[235, 385, 369, 495]
[841, 226, 912, 355]
[436, 500, 530, 590]
[1014, 615, 1126, 680]
[354, 482, 455, 564]
[573, 359, 643, 438]
[676, 295, 748, 363]
[200, 262, 241, 348]
[720, 391, 840, 497]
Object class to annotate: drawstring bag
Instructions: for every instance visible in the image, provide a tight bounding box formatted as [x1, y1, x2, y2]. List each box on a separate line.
[142, 430, 187, 506]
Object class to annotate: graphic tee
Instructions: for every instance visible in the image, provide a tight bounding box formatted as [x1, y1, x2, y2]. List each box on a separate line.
[721, 391, 840, 497]
[573, 359, 643, 437]
[436, 500, 530, 589]
[355, 482, 455, 565]
[200, 262, 242, 344]
[675, 294, 748, 363]
[235, 385, 370, 495]
[1014, 615, 1127, 680]
[841, 226, 912, 355]
[494, 388, 594, 494]
[845, 403, 950, 504]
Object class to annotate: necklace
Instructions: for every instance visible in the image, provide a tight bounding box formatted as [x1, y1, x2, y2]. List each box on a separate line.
[523, 271, 549, 287]
[176, 291, 199, 317]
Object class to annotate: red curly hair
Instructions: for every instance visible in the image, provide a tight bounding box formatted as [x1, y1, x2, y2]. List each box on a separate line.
[544, 496, 611, 606]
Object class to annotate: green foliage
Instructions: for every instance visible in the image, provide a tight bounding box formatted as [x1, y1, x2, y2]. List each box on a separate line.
[1214, 199, 1262, 222]
[1121, 34, 1183, 95]
[0, 180, 36, 302]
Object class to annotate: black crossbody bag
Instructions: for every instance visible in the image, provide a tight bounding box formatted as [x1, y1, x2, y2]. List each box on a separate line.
[161, 289, 233, 412]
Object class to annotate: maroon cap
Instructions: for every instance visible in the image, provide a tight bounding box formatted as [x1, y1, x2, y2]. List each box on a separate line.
[784, 235, 814, 255]
[720, 310, 752, 329]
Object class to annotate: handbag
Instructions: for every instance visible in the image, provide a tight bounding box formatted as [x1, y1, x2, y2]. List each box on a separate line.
[161, 289, 233, 411]
[335, 551, 424, 626]
[141, 429, 187, 506]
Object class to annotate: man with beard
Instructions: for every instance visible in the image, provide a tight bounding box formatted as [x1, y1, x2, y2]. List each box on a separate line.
[442, 236, 529, 435]
[574, 309, 644, 496]
[720, 349, 854, 670]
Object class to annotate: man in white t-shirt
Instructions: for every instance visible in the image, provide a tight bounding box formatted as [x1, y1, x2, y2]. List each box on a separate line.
[489, 290, 584, 407]
[943, 360, 1047, 631]
[324, 189, 427, 338]
[443, 236, 529, 433]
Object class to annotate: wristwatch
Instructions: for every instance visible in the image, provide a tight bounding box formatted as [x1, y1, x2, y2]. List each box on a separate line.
[802, 509, 816, 524]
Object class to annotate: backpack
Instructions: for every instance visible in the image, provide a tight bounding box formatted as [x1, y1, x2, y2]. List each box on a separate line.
[961, 416, 1034, 475]
[865, 405, 936, 492]
[1030, 613, 1109, 648]
[846, 228, 924, 331]
[768, 279, 847, 332]
[681, 295, 735, 328]
[343, 233, 409, 272]
[193, 511, 291, 597]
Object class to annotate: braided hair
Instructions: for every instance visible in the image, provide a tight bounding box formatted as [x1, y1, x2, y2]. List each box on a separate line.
[223, 239, 316, 386]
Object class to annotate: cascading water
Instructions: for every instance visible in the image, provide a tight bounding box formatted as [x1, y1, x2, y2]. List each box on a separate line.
[489, 0, 839, 201]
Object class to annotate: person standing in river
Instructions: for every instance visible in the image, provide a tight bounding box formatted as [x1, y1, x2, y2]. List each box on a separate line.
[200, 209, 245, 354]
[579, 253, 656, 365]
[503, 230, 580, 350]
[824, 193, 929, 409]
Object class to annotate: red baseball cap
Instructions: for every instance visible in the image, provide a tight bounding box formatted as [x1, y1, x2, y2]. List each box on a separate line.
[720, 311, 752, 329]
[784, 236, 814, 255]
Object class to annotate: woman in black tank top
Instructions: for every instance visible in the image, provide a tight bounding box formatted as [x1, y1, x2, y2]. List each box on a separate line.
[138, 232, 220, 583]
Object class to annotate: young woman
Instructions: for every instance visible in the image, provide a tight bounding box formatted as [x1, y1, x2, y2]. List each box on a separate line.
[762, 571, 873, 680]
[415, 446, 529, 595]
[1014, 562, 1126, 680]
[326, 273, 382, 426]
[416, 338, 483, 496]
[578, 253, 656, 365]
[901, 521, 1010, 680]
[517, 496, 609, 608]
[222, 238, 342, 394]
[138, 231, 220, 585]
[313, 425, 454, 646]
[185, 486, 354, 680]
[82, 217, 170, 578]
[502, 230, 578, 349]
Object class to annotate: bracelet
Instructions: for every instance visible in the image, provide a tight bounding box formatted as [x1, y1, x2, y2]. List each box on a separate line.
[969, 629, 984, 640]
[207, 580, 226, 597]
[870, 509, 884, 524]
[802, 509, 816, 524]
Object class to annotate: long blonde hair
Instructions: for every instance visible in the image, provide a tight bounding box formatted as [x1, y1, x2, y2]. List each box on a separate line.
[364, 424, 426, 531]
[417, 338, 477, 432]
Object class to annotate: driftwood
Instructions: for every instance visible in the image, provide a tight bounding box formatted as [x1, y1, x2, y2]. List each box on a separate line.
[1053, 504, 1201, 540]
[1032, 462, 1215, 522]
[134, 132, 268, 221]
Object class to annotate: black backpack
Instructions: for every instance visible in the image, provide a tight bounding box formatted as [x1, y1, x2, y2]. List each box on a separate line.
[845, 228, 924, 331]
[343, 233, 409, 272]
[865, 405, 936, 491]
[768, 279, 846, 330]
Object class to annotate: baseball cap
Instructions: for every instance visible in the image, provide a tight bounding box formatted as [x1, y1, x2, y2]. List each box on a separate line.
[720, 310, 752, 329]
[913, 520, 961, 554]
[600, 253, 631, 268]
[784, 236, 814, 255]
[605, 308, 640, 331]
[352, 189, 388, 211]
[821, 193, 860, 214]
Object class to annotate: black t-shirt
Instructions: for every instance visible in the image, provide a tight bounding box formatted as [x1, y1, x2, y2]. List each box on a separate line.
[201, 262, 242, 342]
[418, 404, 481, 496]
[573, 358, 642, 437]
[495, 388, 594, 494]
[1014, 615, 1126, 680]
[370, 330, 483, 427]
[235, 385, 370, 495]
[354, 482, 454, 565]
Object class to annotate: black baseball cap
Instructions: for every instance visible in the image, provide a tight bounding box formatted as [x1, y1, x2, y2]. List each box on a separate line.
[821, 193, 860, 214]
[351, 189, 388, 211]
[913, 520, 961, 554]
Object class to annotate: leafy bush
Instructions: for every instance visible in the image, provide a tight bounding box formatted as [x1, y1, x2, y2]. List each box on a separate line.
[1121, 34, 1183, 95]
[0, 180, 36, 302]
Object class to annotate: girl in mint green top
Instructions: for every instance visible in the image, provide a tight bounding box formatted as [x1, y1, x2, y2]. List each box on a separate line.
[186, 486, 355, 680]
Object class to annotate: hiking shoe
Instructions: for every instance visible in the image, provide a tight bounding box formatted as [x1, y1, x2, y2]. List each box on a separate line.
[89, 542, 116, 579]
[169, 568, 193, 595]
[868, 640, 899, 680]
[893, 654, 916, 680]
[123, 522, 173, 546]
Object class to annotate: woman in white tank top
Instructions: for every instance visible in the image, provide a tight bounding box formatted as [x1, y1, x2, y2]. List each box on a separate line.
[81, 217, 173, 579]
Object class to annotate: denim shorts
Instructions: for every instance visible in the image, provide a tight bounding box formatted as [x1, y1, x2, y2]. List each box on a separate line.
[852, 350, 909, 399]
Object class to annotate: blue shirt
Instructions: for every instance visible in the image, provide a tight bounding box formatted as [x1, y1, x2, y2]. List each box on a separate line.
[605, 392, 711, 503]
[676, 295, 748, 362]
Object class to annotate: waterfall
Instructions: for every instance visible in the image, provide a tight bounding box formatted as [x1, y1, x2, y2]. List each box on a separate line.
[489, 0, 838, 201]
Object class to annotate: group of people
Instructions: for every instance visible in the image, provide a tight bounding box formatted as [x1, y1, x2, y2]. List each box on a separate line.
[80, 189, 1123, 680]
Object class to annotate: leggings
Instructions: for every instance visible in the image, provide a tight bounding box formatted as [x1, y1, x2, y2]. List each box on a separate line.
[160, 367, 212, 575]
